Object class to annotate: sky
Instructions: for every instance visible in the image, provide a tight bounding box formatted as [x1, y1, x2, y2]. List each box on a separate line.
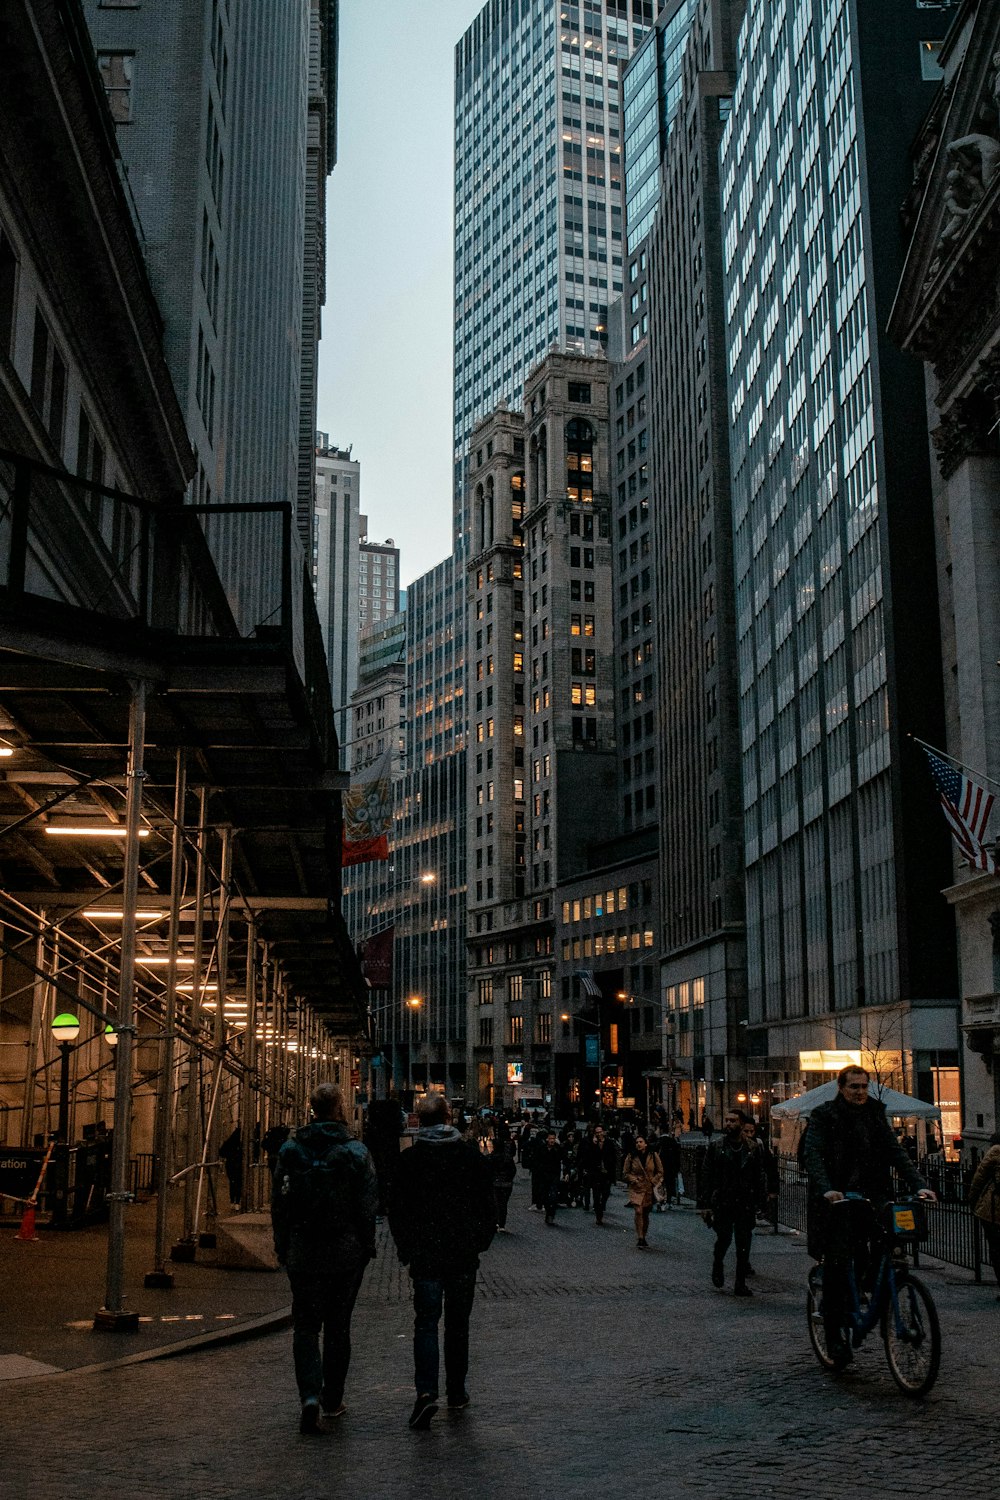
[317, 0, 485, 592]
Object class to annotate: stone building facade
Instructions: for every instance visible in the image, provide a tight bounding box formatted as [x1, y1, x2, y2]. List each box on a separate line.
[889, 0, 1000, 1153]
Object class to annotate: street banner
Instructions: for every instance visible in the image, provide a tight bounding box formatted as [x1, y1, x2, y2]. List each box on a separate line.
[360, 925, 394, 989]
[343, 747, 393, 867]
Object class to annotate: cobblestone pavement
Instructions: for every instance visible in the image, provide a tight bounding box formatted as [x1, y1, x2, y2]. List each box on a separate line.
[4, 1179, 998, 1500]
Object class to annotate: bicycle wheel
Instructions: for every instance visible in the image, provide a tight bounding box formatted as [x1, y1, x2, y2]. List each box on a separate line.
[881, 1272, 940, 1398]
[806, 1281, 851, 1372]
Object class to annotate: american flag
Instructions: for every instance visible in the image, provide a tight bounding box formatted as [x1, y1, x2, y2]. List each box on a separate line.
[922, 748, 996, 874]
[576, 969, 603, 998]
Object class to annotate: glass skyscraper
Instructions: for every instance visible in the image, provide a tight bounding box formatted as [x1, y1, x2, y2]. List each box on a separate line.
[720, 0, 957, 1097]
[452, 0, 657, 554]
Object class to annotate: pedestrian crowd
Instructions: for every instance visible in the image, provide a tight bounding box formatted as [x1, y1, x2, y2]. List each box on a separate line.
[268, 1086, 787, 1435]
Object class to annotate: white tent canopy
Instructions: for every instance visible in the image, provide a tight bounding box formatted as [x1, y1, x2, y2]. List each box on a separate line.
[770, 1081, 941, 1122]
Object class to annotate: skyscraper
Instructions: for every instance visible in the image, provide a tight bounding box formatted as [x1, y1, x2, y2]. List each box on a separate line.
[313, 439, 360, 755]
[358, 519, 400, 631]
[616, 0, 748, 1123]
[83, 0, 335, 630]
[719, 0, 957, 1100]
[452, 0, 657, 556]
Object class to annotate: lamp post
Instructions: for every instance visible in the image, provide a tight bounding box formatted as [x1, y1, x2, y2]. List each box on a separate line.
[50, 1012, 80, 1227]
[561, 1012, 603, 1123]
[51, 1012, 80, 1143]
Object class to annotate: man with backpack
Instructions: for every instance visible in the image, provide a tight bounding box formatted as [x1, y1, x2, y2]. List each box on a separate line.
[271, 1082, 378, 1433]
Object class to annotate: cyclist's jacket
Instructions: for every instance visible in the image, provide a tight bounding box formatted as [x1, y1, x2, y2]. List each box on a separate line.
[803, 1095, 925, 1203]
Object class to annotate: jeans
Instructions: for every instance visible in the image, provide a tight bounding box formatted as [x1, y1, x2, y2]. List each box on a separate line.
[712, 1209, 754, 1286]
[412, 1270, 477, 1399]
[289, 1267, 366, 1407]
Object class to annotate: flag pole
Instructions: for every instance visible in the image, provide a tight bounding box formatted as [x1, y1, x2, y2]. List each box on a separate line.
[908, 733, 1000, 796]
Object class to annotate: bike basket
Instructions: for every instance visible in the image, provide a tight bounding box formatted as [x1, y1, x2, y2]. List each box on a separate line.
[885, 1201, 927, 1244]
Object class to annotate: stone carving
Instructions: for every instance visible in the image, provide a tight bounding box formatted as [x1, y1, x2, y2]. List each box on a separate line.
[929, 47, 1000, 276]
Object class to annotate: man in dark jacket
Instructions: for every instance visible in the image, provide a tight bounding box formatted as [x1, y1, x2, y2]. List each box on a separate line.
[388, 1093, 496, 1430]
[271, 1082, 377, 1433]
[803, 1066, 934, 1361]
[697, 1106, 767, 1296]
[577, 1123, 618, 1224]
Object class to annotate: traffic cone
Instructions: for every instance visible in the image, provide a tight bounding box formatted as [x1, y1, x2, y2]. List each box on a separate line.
[15, 1203, 37, 1241]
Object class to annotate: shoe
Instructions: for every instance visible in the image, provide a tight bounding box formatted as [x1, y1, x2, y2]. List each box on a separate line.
[528, 1204, 540, 1212]
[497, 1225, 508, 1233]
[745, 1264, 756, 1276]
[408, 1394, 438, 1431]
[544, 1214, 555, 1224]
[299, 1399, 321, 1434]
[711, 1263, 724, 1288]
[595, 1215, 603, 1225]
[733, 1284, 753, 1298]
[826, 1334, 853, 1366]
[322, 1401, 347, 1418]
[447, 1391, 471, 1410]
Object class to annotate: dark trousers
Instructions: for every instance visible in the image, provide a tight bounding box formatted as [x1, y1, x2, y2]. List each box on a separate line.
[591, 1176, 611, 1221]
[412, 1270, 477, 1399]
[980, 1220, 1000, 1287]
[495, 1183, 513, 1228]
[712, 1208, 754, 1286]
[289, 1267, 365, 1407]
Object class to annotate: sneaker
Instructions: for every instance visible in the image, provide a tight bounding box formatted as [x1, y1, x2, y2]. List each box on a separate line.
[408, 1394, 438, 1431]
[323, 1402, 347, 1419]
[637, 1238, 647, 1248]
[447, 1391, 471, 1410]
[711, 1262, 724, 1288]
[733, 1284, 753, 1298]
[299, 1399, 321, 1435]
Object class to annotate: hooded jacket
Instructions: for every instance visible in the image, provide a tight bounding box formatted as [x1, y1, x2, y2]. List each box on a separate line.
[271, 1120, 378, 1275]
[387, 1125, 496, 1278]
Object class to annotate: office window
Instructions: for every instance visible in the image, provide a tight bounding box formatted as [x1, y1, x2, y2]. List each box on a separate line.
[97, 53, 135, 122]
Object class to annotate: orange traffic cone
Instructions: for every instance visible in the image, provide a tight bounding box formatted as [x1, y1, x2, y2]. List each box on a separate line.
[15, 1203, 37, 1242]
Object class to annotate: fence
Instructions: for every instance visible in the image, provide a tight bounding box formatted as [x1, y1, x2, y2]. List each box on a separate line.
[680, 1145, 991, 1282]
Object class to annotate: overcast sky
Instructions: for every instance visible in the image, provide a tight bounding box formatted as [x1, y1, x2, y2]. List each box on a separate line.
[316, 0, 484, 592]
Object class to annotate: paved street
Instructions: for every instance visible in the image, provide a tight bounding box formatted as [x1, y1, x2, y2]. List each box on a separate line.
[4, 1178, 998, 1500]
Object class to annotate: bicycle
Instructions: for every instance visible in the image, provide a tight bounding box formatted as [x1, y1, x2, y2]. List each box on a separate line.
[806, 1195, 941, 1398]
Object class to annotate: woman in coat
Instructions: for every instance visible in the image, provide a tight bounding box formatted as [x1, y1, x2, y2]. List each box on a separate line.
[968, 1131, 1000, 1294]
[622, 1133, 663, 1248]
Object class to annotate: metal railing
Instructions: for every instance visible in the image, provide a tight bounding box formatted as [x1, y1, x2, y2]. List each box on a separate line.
[771, 1153, 989, 1281]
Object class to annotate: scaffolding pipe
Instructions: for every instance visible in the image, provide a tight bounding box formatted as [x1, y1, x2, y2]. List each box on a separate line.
[148, 749, 186, 1283]
[179, 787, 208, 1246]
[96, 679, 146, 1330]
[204, 826, 232, 1238]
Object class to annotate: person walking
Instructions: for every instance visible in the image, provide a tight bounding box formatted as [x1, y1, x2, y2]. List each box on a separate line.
[697, 1106, 766, 1296]
[532, 1129, 564, 1224]
[655, 1127, 681, 1210]
[577, 1123, 618, 1225]
[387, 1094, 497, 1430]
[968, 1131, 1000, 1297]
[490, 1137, 517, 1232]
[271, 1082, 378, 1433]
[623, 1133, 663, 1247]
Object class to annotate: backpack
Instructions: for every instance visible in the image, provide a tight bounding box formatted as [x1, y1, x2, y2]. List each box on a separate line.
[284, 1135, 358, 1235]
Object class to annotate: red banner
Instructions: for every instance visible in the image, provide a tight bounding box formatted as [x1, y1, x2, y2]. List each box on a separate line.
[360, 925, 394, 990]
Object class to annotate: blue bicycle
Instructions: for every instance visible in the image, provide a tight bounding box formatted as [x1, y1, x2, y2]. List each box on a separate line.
[806, 1196, 941, 1398]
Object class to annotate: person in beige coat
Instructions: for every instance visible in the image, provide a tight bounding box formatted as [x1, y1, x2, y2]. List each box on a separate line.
[623, 1134, 663, 1248]
[968, 1132, 1000, 1296]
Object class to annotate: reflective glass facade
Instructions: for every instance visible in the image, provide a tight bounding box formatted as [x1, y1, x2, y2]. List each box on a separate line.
[720, 0, 956, 1079]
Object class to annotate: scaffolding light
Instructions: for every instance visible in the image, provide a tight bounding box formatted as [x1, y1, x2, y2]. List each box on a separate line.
[0, 747, 13, 758]
[176, 983, 218, 993]
[135, 956, 195, 967]
[84, 909, 164, 920]
[45, 825, 150, 838]
[104, 1024, 119, 1049]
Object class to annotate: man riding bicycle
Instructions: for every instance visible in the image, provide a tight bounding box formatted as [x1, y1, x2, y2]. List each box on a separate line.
[802, 1065, 936, 1363]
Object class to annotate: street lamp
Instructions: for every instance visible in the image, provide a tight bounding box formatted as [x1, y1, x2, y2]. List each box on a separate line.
[561, 1011, 604, 1122]
[50, 1012, 80, 1230]
[51, 1012, 80, 1143]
